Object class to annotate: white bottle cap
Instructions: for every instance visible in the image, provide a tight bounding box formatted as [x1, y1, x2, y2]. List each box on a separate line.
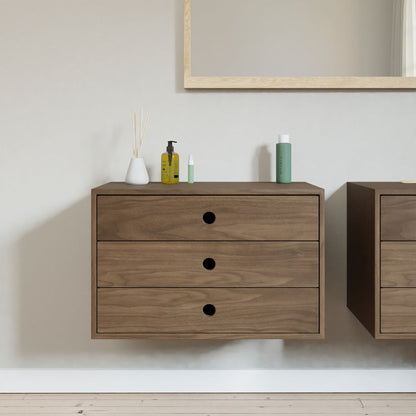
[279, 134, 290, 143]
[188, 154, 194, 164]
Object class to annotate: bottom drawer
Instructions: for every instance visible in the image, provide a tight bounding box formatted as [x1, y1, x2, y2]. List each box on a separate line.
[381, 288, 416, 333]
[97, 288, 319, 335]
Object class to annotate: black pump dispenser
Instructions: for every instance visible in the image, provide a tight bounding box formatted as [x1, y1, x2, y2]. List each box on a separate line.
[167, 140, 177, 165]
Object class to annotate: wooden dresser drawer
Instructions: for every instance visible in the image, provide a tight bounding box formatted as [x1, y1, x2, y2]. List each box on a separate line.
[381, 242, 416, 287]
[97, 241, 319, 288]
[381, 288, 416, 333]
[97, 288, 319, 336]
[381, 196, 416, 240]
[97, 195, 319, 241]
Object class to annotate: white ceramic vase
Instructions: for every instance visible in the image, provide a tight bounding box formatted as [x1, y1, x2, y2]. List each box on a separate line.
[125, 157, 149, 185]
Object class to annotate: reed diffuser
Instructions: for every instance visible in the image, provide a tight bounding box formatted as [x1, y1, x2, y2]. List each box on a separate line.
[125, 108, 150, 185]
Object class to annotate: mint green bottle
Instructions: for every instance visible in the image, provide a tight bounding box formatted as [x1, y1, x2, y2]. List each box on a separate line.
[188, 154, 194, 184]
[276, 134, 291, 183]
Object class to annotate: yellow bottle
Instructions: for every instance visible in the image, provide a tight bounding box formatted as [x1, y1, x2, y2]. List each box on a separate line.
[161, 140, 179, 184]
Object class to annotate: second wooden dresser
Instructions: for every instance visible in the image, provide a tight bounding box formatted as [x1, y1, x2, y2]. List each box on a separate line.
[92, 182, 325, 339]
[348, 182, 416, 339]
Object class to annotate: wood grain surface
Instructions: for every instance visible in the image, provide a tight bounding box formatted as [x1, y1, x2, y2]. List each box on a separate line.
[91, 191, 97, 337]
[92, 181, 324, 195]
[319, 188, 325, 337]
[381, 196, 416, 241]
[97, 288, 319, 335]
[97, 241, 319, 288]
[348, 183, 416, 338]
[183, 0, 416, 90]
[348, 182, 416, 194]
[184, 0, 191, 80]
[92, 182, 324, 339]
[184, 76, 416, 90]
[3, 393, 416, 415]
[381, 242, 416, 287]
[97, 195, 319, 241]
[347, 183, 377, 337]
[381, 288, 416, 334]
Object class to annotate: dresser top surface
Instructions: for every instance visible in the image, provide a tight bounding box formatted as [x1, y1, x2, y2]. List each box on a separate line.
[92, 182, 323, 195]
[348, 182, 416, 194]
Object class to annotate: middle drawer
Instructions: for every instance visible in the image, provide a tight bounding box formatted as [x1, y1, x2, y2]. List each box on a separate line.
[97, 241, 319, 287]
[381, 242, 416, 287]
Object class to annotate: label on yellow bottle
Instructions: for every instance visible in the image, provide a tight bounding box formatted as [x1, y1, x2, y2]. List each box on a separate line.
[161, 153, 179, 184]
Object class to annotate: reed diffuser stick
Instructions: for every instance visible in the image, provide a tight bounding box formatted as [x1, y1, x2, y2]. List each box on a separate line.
[131, 108, 149, 158]
[132, 109, 137, 157]
[139, 108, 143, 157]
[138, 112, 149, 157]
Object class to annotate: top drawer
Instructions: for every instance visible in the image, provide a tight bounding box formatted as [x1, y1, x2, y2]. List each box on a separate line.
[381, 196, 416, 241]
[97, 195, 319, 241]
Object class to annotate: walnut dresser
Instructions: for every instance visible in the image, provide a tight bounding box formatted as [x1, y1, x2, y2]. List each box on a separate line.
[92, 182, 325, 339]
[348, 182, 416, 339]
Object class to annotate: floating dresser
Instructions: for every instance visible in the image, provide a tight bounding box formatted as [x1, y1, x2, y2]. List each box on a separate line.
[92, 182, 325, 339]
[348, 182, 416, 339]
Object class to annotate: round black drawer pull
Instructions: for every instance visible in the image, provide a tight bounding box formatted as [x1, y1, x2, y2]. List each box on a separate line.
[203, 258, 216, 270]
[203, 304, 216, 316]
[203, 211, 216, 224]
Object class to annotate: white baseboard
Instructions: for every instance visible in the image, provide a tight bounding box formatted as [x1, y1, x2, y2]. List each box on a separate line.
[1, 370, 416, 393]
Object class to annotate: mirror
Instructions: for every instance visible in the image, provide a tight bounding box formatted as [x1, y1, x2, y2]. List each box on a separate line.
[184, 0, 416, 89]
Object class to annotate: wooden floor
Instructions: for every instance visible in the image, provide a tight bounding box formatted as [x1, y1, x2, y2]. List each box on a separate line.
[1, 393, 416, 415]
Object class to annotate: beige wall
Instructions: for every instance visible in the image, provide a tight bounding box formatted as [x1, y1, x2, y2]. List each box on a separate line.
[1, 0, 416, 376]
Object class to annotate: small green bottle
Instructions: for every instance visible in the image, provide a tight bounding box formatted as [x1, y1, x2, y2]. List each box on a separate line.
[188, 154, 194, 184]
[276, 134, 291, 184]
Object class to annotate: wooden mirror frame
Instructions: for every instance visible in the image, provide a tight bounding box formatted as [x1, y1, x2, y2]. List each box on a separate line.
[184, 0, 416, 90]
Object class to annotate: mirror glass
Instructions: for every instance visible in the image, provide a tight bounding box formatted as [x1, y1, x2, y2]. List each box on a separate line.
[191, 0, 416, 78]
